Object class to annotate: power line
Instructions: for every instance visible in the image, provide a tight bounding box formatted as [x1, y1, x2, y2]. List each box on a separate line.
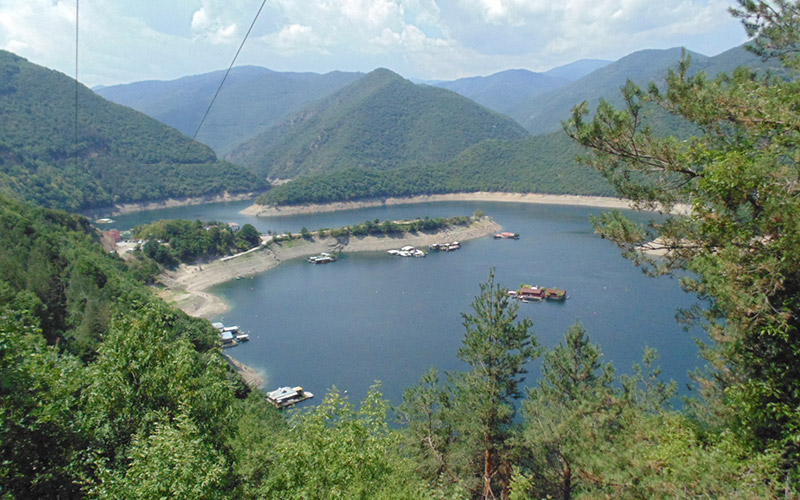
[192, 0, 268, 142]
[74, 0, 79, 170]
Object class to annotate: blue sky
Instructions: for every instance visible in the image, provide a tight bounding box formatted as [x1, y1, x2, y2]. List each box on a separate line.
[0, 0, 749, 87]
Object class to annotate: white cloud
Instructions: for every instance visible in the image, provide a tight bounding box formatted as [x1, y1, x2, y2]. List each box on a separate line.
[269, 24, 327, 54]
[0, 0, 748, 85]
[191, 5, 238, 44]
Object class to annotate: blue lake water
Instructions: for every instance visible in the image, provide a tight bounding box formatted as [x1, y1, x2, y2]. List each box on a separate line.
[113, 200, 702, 407]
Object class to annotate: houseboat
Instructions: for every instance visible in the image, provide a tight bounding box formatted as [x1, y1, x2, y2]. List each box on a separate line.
[220, 330, 238, 347]
[388, 245, 425, 257]
[267, 386, 314, 408]
[494, 232, 520, 239]
[430, 241, 461, 251]
[514, 286, 568, 302]
[307, 252, 337, 264]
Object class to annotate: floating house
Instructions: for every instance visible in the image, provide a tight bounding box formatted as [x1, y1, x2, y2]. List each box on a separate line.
[388, 246, 425, 257]
[518, 286, 546, 301]
[220, 331, 238, 347]
[430, 241, 461, 251]
[514, 286, 568, 302]
[307, 252, 337, 264]
[494, 232, 519, 239]
[267, 386, 314, 408]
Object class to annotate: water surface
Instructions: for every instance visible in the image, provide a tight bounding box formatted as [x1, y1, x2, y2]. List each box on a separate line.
[135, 201, 705, 407]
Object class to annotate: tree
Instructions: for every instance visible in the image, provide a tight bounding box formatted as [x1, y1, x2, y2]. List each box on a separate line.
[519, 323, 615, 500]
[564, 0, 800, 479]
[399, 270, 540, 499]
[238, 223, 261, 248]
[259, 387, 433, 500]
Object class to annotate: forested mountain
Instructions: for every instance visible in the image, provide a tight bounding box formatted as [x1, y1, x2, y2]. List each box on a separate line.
[226, 68, 530, 180]
[0, 51, 264, 211]
[515, 44, 781, 134]
[431, 69, 568, 117]
[258, 131, 613, 206]
[95, 67, 363, 154]
[543, 58, 612, 81]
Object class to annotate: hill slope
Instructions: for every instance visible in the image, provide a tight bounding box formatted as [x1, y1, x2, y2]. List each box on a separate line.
[95, 66, 363, 154]
[0, 51, 265, 211]
[257, 130, 612, 206]
[227, 68, 530, 180]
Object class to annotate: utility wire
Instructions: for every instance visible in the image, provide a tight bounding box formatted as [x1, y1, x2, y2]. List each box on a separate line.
[192, 0, 268, 142]
[74, 0, 79, 171]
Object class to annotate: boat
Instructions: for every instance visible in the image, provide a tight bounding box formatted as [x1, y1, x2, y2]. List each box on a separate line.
[307, 252, 337, 264]
[267, 386, 314, 408]
[514, 285, 568, 302]
[494, 232, 519, 239]
[390, 245, 426, 257]
[95, 217, 115, 224]
[219, 330, 238, 347]
[430, 241, 461, 251]
[235, 333, 250, 342]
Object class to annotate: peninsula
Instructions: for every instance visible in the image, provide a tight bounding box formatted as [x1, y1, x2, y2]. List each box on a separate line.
[157, 215, 501, 319]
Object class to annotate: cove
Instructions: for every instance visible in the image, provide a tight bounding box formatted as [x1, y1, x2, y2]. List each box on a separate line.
[117, 200, 705, 408]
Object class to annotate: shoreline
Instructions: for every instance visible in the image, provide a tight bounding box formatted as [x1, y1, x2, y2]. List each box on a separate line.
[88, 191, 260, 217]
[241, 192, 640, 217]
[157, 215, 500, 321]
[157, 217, 499, 389]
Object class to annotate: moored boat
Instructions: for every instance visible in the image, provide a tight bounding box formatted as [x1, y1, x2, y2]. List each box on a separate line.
[267, 386, 314, 408]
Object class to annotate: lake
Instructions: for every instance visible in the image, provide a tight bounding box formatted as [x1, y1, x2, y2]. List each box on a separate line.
[112, 200, 702, 407]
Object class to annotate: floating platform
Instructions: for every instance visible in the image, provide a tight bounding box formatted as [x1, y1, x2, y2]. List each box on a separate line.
[267, 386, 314, 408]
[511, 286, 568, 302]
[494, 232, 519, 239]
[388, 245, 425, 257]
[430, 241, 461, 251]
[307, 252, 337, 264]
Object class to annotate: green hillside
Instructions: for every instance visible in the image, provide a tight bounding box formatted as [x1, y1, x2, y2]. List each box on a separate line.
[226, 68, 530, 180]
[96, 67, 363, 154]
[0, 51, 265, 211]
[257, 131, 613, 206]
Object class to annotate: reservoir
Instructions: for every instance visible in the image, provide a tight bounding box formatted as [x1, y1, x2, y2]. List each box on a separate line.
[113, 200, 702, 407]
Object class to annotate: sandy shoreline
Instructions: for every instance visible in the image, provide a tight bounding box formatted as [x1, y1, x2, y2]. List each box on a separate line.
[158, 216, 500, 318]
[241, 192, 639, 217]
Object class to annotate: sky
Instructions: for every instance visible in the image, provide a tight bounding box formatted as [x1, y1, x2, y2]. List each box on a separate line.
[0, 0, 749, 87]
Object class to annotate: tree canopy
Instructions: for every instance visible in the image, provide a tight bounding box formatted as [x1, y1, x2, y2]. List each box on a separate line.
[564, 0, 800, 480]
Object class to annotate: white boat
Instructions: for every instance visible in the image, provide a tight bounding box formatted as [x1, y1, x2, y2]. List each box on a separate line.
[267, 386, 314, 408]
[391, 246, 425, 257]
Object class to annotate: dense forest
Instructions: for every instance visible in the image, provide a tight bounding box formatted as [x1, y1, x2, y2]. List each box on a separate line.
[3, 1, 800, 498]
[226, 68, 530, 179]
[256, 132, 615, 206]
[0, 51, 265, 212]
[133, 219, 261, 268]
